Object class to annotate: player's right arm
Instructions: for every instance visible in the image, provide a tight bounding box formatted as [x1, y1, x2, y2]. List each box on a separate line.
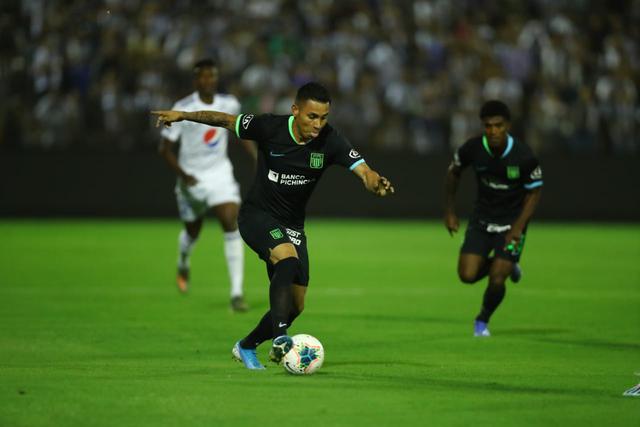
[444, 145, 470, 236]
[152, 110, 238, 132]
[158, 138, 197, 186]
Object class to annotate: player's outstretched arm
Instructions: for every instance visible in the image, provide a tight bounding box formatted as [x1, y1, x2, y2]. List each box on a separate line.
[352, 163, 394, 197]
[444, 163, 462, 236]
[151, 110, 238, 132]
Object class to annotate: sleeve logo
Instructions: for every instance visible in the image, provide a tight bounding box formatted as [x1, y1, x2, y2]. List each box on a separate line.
[349, 149, 361, 159]
[242, 114, 254, 130]
[530, 166, 542, 180]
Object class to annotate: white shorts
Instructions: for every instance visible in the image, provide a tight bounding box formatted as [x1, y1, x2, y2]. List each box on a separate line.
[175, 170, 241, 222]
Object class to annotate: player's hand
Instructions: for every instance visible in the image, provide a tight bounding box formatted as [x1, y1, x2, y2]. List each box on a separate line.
[151, 110, 184, 128]
[444, 211, 459, 236]
[375, 176, 394, 197]
[504, 227, 523, 250]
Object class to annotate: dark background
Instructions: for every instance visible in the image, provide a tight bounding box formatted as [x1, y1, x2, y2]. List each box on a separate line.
[2, 148, 638, 221]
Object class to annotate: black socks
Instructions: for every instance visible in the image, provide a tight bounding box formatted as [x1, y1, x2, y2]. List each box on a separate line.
[476, 282, 506, 323]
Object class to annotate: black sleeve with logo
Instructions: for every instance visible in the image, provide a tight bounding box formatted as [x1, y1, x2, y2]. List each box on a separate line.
[327, 128, 365, 170]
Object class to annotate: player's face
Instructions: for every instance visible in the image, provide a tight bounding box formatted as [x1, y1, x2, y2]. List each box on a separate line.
[194, 67, 219, 97]
[292, 99, 330, 142]
[483, 116, 510, 145]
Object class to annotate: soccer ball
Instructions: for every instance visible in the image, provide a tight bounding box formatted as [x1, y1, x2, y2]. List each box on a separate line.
[283, 334, 324, 375]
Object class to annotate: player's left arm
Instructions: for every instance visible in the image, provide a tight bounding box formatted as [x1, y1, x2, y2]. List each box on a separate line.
[505, 188, 542, 246]
[352, 163, 394, 197]
[505, 160, 543, 246]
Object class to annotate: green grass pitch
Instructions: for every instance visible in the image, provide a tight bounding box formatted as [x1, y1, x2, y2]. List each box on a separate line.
[0, 219, 638, 426]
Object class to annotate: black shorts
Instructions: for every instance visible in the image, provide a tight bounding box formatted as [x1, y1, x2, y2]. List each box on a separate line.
[238, 205, 310, 286]
[460, 219, 528, 263]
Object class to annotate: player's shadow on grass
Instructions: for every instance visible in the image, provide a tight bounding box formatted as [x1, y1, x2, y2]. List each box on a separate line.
[497, 327, 570, 336]
[535, 337, 640, 351]
[322, 312, 466, 325]
[325, 370, 605, 397]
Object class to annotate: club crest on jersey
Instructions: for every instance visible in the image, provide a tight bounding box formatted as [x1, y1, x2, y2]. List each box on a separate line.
[269, 228, 284, 239]
[309, 152, 324, 169]
[242, 114, 254, 130]
[203, 128, 219, 147]
[349, 149, 360, 159]
[507, 166, 520, 179]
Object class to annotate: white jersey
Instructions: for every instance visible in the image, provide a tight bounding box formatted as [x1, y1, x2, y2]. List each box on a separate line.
[162, 92, 241, 177]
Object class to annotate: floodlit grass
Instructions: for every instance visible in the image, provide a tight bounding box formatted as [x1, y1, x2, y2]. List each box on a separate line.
[0, 220, 638, 426]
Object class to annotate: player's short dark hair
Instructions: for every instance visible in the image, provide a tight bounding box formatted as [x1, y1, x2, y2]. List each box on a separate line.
[480, 100, 511, 121]
[295, 82, 331, 104]
[193, 59, 217, 74]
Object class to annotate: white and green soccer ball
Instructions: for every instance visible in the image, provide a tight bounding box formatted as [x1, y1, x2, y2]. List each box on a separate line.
[283, 334, 324, 375]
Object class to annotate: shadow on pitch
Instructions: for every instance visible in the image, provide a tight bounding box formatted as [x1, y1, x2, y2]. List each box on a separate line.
[325, 370, 605, 397]
[534, 337, 640, 351]
[320, 312, 466, 325]
[497, 327, 570, 336]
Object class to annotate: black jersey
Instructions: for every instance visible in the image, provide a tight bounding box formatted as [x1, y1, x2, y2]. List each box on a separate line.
[235, 114, 364, 228]
[453, 134, 543, 224]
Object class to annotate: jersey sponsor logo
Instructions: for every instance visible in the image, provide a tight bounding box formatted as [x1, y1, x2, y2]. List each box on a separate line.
[486, 223, 511, 233]
[309, 152, 324, 169]
[203, 128, 220, 147]
[270, 150, 285, 157]
[285, 228, 302, 245]
[530, 166, 542, 180]
[242, 114, 254, 130]
[268, 169, 316, 186]
[268, 169, 279, 182]
[269, 228, 284, 239]
[481, 177, 512, 190]
[349, 149, 361, 159]
[507, 166, 520, 179]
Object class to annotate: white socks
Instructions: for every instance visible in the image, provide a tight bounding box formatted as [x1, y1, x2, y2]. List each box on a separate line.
[178, 230, 197, 269]
[224, 230, 244, 298]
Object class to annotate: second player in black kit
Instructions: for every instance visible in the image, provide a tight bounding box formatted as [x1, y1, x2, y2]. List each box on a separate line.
[153, 82, 394, 369]
[445, 100, 543, 337]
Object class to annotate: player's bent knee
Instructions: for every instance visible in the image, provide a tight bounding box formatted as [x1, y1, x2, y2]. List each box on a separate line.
[458, 270, 478, 284]
[488, 276, 507, 286]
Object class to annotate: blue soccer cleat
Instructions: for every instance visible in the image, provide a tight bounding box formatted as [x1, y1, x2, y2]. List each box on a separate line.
[269, 335, 293, 364]
[474, 320, 491, 337]
[510, 263, 522, 283]
[232, 341, 265, 370]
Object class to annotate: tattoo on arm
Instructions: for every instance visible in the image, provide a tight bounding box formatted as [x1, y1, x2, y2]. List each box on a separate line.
[184, 111, 236, 131]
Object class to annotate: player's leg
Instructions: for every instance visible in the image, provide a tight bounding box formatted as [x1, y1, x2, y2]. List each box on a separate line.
[475, 257, 512, 336]
[212, 202, 247, 312]
[175, 184, 208, 293]
[458, 253, 493, 284]
[176, 218, 203, 293]
[458, 224, 494, 284]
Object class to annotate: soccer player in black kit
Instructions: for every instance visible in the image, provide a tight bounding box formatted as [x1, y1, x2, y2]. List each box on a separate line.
[444, 100, 543, 337]
[153, 83, 394, 369]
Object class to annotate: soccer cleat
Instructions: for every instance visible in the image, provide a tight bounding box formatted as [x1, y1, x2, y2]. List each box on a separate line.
[474, 320, 491, 337]
[510, 263, 522, 283]
[623, 383, 640, 397]
[176, 265, 189, 294]
[230, 295, 249, 312]
[269, 335, 293, 364]
[232, 341, 265, 370]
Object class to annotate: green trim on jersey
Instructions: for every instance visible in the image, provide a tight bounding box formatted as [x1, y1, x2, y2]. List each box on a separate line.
[288, 116, 304, 145]
[235, 115, 242, 138]
[482, 135, 493, 156]
[482, 134, 514, 159]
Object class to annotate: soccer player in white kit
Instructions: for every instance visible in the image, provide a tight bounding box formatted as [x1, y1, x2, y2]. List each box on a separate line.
[158, 59, 256, 312]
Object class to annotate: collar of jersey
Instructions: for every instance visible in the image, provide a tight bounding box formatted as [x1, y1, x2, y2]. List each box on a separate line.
[194, 92, 215, 107]
[482, 134, 513, 158]
[288, 116, 308, 145]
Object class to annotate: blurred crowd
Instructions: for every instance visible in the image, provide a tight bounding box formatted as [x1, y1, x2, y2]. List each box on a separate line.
[1, 0, 639, 154]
